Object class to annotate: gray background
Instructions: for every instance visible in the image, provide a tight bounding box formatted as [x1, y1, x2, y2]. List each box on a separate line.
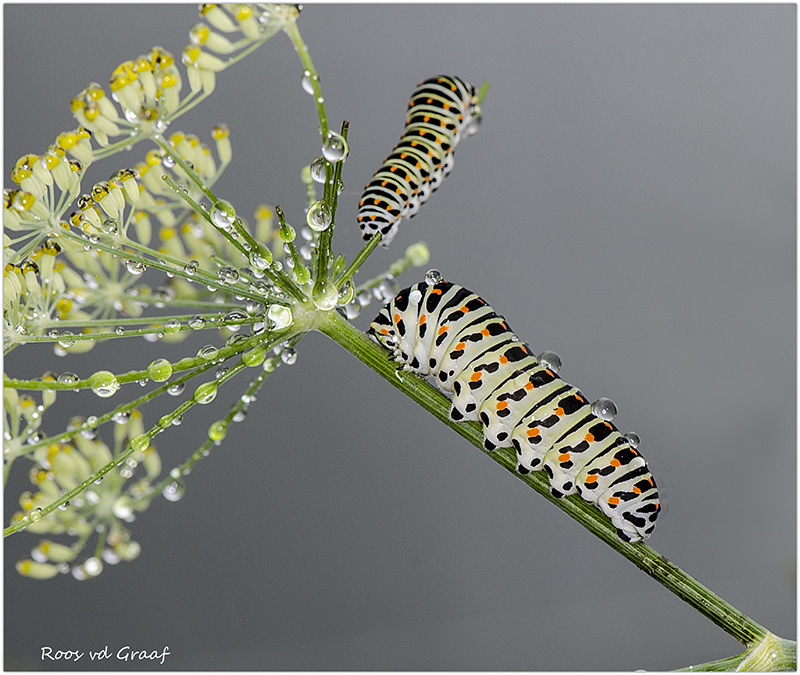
[4, 3, 795, 671]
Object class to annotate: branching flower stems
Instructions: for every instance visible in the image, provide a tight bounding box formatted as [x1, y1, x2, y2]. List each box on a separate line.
[3, 4, 793, 670]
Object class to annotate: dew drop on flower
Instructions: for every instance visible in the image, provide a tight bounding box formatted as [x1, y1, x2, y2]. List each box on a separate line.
[172, 415, 183, 426]
[312, 281, 339, 311]
[266, 304, 293, 330]
[591, 397, 618, 421]
[125, 259, 147, 275]
[193, 381, 218, 404]
[162, 479, 185, 502]
[57, 372, 79, 385]
[322, 131, 349, 162]
[537, 351, 562, 373]
[184, 259, 199, 276]
[306, 200, 332, 232]
[147, 358, 173, 382]
[113, 410, 131, 425]
[115, 326, 125, 335]
[88, 371, 120, 398]
[309, 156, 326, 183]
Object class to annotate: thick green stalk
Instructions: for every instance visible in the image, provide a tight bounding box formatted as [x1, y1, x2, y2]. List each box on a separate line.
[317, 309, 776, 650]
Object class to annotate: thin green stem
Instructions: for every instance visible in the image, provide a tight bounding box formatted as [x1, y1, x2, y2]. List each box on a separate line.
[317, 310, 771, 648]
[336, 232, 383, 289]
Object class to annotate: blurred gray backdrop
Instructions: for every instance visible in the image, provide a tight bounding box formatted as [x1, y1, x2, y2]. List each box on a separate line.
[4, 3, 795, 671]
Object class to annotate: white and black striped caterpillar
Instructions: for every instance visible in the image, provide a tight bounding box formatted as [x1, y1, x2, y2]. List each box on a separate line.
[369, 274, 661, 543]
[357, 75, 482, 247]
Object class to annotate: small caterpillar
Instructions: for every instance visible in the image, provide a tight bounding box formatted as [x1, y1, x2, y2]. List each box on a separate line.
[369, 275, 661, 543]
[357, 75, 482, 247]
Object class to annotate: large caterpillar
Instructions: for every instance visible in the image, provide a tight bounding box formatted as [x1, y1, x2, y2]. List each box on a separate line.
[357, 75, 482, 247]
[369, 275, 661, 543]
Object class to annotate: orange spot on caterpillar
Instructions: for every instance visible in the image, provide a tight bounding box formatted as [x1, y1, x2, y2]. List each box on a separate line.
[585, 433, 595, 443]
[496, 401, 508, 411]
[527, 428, 540, 437]
[632, 486, 641, 494]
[555, 407, 565, 416]
[558, 453, 570, 463]
[584, 474, 598, 485]
[470, 372, 482, 382]
[499, 356, 508, 364]
[610, 458, 621, 468]
[607, 496, 620, 506]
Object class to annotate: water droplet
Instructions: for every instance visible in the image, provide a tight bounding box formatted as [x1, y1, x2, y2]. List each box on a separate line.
[115, 326, 125, 335]
[309, 156, 326, 183]
[57, 332, 75, 349]
[125, 259, 147, 275]
[537, 351, 562, 373]
[322, 131, 349, 162]
[112, 497, 134, 520]
[88, 370, 120, 398]
[338, 280, 355, 306]
[301, 70, 317, 95]
[113, 410, 131, 425]
[312, 281, 338, 311]
[147, 358, 173, 382]
[280, 348, 297, 365]
[162, 154, 175, 169]
[188, 315, 206, 330]
[374, 278, 398, 302]
[184, 259, 199, 275]
[57, 372, 79, 385]
[266, 304, 293, 329]
[591, 397, 618, 421]
[424, 269, 444, 285]
[168, 382, 185, 396]
[211, 202, 236, 231]
[306, 200, 332, 232]
[249, 251, 271, 270]
[344, 301, 362, 319]
[162, 479, 185, 502]
[224, 309, 248, 327]
[242, 345, 267, 367]
[171, 415, 183, 426]
[197, 344, 219, 360]
[193, 381, 218, 404]
[58, 501, 70, 511]
[624, 432, 640, 448]
[208, 419, 228, 443]
[217, 265, 239, 285]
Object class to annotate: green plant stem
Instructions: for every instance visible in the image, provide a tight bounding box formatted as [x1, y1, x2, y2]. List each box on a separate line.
[317, 309, 772, 649]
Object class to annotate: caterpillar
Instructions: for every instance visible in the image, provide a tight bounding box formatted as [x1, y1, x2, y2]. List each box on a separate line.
[357, 75, 482, 247]
[368, 274, 661, 543]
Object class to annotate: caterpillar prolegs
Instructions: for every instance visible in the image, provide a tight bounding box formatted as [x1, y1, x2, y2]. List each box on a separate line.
[357, 75, 482, 247]
[368, 275, 661, 543]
